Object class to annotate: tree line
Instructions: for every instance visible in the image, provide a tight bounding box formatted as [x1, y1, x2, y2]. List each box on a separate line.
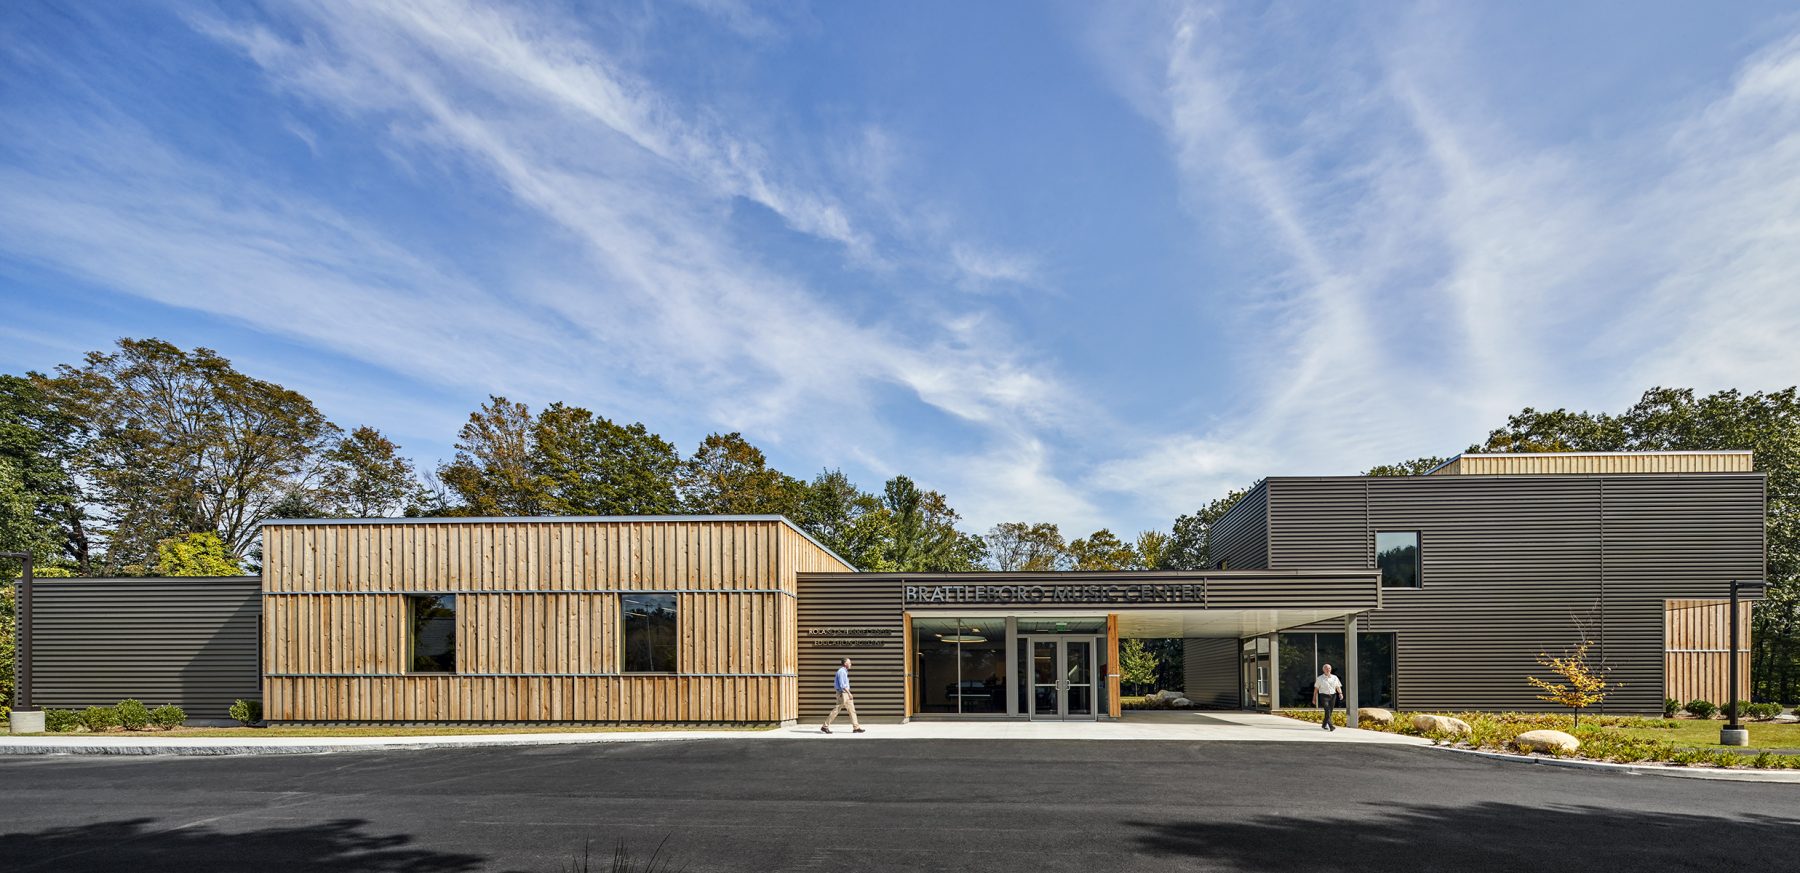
[0, 339, 1795, 700]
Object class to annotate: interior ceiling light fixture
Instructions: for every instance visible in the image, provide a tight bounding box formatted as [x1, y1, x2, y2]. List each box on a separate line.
[936, 634, 987, 644]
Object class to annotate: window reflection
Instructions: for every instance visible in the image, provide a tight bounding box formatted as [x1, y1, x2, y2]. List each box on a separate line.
[913, 618, 1006, 713]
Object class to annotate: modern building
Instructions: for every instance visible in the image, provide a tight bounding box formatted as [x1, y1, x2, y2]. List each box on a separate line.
[13, 451, 1765, 724]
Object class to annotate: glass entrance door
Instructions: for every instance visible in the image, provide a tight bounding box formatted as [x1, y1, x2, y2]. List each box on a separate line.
[1027, 636, 1098, 720]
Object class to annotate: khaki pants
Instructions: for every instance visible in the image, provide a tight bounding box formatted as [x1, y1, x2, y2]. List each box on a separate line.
[825, 690, 860, 728]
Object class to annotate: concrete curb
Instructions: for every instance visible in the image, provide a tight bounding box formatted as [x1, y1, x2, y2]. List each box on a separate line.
[1433, 744, 1800, 783]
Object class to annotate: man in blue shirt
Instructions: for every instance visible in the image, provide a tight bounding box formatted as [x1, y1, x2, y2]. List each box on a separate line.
[822, 657, 865, 733]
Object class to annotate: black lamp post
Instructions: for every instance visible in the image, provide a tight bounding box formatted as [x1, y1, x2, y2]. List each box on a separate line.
[1721, 578, 1766, 747]
[1, 552, 33, 728]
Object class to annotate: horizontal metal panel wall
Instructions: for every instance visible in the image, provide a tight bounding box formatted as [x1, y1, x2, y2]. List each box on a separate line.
[29, 577, 260, 717]
[1207, 482, 1269, 570]
[1183, 638, 1239, 707]
[795, 574, 906, 721]
[1602, 477, 1764, 712]
[1263, 474, 1765, 713]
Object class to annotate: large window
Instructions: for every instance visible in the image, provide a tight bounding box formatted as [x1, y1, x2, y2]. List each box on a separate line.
[1277, 632, 1395, 709]
[1376, 531, 1421, 588]
[622, 594, 678, 673]
[913, 618, 1007, 714]
[407, 594, 457, 673]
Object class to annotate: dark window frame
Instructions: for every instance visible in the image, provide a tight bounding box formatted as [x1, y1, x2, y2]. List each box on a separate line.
[405, 593, 458, 674]
[1375, 530, 1423, 589]
[620, 593, 679, 674]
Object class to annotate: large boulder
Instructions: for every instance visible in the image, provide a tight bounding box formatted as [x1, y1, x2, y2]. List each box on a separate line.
[1170, 697, 1194, 708]
[1410, 714, 1472, 735]
[1514, 729, 1579, 754]
[1358, 707, 1394, 726]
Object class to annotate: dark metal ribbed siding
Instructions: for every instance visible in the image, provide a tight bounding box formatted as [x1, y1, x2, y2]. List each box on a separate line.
[1208, 482, 1269, 570]
[28, 577, 261, 718]
[1263, 475, 1765, 713]
[795, 574, 906, 721]
[1183, 638, 1238, 706]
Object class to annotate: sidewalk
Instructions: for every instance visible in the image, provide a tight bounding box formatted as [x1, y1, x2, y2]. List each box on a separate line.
[0, 711, 1426, 756]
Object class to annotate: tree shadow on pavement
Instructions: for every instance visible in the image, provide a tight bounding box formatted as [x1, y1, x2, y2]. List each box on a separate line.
[1131, 800, 1800, 872]
[1, 817, 497, 873]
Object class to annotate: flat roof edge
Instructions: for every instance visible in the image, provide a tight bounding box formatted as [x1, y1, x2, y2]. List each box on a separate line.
[260, 514, 857, 573]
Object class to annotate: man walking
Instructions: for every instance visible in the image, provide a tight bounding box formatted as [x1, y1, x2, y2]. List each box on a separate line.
[1312, 663, 1344, 731]
[823, 657, 865, 734]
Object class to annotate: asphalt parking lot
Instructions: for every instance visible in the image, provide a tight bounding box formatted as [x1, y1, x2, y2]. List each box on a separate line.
[2, 738, 1796, 872]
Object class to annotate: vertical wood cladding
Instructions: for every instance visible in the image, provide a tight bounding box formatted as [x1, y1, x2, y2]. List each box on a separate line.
[261, 518, 851, 723]
[1255, 474, 1765, 713]
[29, 577, 261, 717]
[1432, 452, 1753, 476]
[1664, 599, 1754, 705]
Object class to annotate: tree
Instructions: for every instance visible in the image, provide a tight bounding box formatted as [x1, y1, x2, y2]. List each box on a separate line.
[1121, 638, 1159, 696]
[319, 426, 418, 518]
[532, 404, 680, 515]
[1481, 387, 1800, 703]
[1526, 639, 1612, 727]
[1068, 528, 1139, 571]
[46, 339, 338, 569]
[984, 522, 1068, 571]
[0, 375, 90, 571]
[678, 432, 804, 516]
[795, 469, 888, 570]
[1165, 489, 1248, 570]
[155, 532, 243, 576]
[437, 396, 544, 516]
[1134, 530, 1171, 571]
[874, 476, 985, 572]
[1364, 456, 1450, 477]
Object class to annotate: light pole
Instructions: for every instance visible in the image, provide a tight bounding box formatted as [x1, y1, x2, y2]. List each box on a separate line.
[1, 551, 38, 734]
[1721, 578, 1766, 747]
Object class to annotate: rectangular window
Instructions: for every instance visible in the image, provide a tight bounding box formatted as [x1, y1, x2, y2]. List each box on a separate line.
[1375, 531, 1422, 588]
[407, 594, 457, 673]
[914, 618, 1006, 714]
[622, 594, 678, 673]
[1276, 631, 1396, 708]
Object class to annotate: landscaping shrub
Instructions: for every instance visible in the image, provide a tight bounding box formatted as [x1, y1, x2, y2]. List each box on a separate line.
[149, 704, 185, 729]
[1745, 702, 1782, 721]
[1729, 700, 1754, 721]
[79, 705, 121, 732]
[1684, 699, 1716, 719]
[44, 708, 78, 732]
[1663, 697, 1679, 718]
[116, 698, 151, 730]
[228, 698, 262, 726]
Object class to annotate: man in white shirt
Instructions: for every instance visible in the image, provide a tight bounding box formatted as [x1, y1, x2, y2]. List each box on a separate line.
[1312, 664, 1344, 731]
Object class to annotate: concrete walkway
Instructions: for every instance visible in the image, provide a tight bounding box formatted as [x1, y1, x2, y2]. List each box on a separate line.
[0, 711, 1425, 756]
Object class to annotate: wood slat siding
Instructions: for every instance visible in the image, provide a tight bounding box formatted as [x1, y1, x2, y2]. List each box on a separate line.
[261, 518, 851, 724]
[1106, 614, 1121, 718]
[28, 577, 261, 718]
[1431, 452, 1753, 476]
[1184, 638, 1240, 707]
[1248, 474, 1766, 713]
[1664, 600, 1753, 704]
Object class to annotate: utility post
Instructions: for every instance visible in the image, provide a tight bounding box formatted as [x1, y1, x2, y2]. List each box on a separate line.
[1721, 578, 1766, 747]
[2, 551, 40, 734]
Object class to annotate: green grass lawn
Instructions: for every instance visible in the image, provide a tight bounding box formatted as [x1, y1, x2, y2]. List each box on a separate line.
[4, 723, 774, 739]
[1602, 719, 1800, 751]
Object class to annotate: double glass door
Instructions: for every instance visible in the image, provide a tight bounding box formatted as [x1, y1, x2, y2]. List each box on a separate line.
[1027, 636, 1097, 720]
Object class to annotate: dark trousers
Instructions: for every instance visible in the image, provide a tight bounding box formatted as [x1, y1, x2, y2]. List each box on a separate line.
[1320, 694, 1337, 728]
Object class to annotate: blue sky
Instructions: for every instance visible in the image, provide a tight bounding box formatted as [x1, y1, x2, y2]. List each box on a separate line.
[4, 1, 1800, 537]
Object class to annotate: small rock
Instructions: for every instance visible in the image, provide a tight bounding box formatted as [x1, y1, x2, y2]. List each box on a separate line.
[1171, 698, 1193, 708]
[1410, 714, 1472, 735]
[1514, 729, 1579, 753]
[1359, 707, 1394, 726]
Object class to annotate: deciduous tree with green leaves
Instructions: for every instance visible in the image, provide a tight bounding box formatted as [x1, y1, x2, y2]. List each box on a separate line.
[983, 521, 1068, 571]
[1165, 489, 1248, 570]
[319, 426, 419, 518]
[437, 396, 544, 516]
[1121, 638, 1159, 696]
[1068, 528, 1140, 571]
[155, 532, 242, 576]
[678, 432, 805, 517]
[532, 403, 681, 516]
